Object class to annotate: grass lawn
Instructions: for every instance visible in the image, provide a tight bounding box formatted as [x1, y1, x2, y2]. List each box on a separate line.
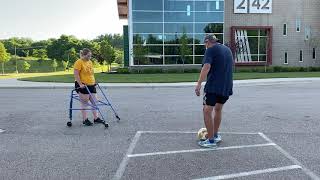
[0, 71, 73, 79]
[18, 72, 320, 83]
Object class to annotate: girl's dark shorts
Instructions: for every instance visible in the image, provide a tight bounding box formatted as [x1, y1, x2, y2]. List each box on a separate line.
[75, 81, 96, 94]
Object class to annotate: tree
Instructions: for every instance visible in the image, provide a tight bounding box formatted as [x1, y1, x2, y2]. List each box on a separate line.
[0, 42, 10, 74]
[47, 35, 81, 61]
[1, 37, 33, 56]
[33, 49, 48, 60]
[100, 40, 115, 72]
[114, 49, 124, 65]
[94, 34, 123, 50]
[132, 34, 148, 65]
[22, 61, 31, 72]
[62, 61, 69, 71]
[179, 29, 192, 72]
[52, 59, 58, 72]
[63, 48, 78, 63]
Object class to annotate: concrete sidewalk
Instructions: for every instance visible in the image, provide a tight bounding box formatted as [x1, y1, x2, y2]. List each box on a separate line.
[1, 78, 320, 89]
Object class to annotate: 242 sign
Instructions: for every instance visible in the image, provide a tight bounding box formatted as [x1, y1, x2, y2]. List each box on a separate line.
[234, 0, 272, 14]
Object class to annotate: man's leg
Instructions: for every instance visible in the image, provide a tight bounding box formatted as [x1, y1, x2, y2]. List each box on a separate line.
[213, 103, 223, 137]
[203, 105, 214, 140]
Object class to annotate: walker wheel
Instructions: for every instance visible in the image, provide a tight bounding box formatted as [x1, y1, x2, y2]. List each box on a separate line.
[104, 123, 109, 128]
[67, 121, 72, 127]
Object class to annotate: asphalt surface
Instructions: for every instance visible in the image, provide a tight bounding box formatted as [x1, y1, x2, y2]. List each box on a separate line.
[0, 82, 320, 180]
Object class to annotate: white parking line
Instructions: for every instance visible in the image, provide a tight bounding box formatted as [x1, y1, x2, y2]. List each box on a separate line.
[140, 131, 260, 135]
[128, 143, 276, 158]
[113, 131, 142, 180]
[193, 165, 302, 180]
[258, 133, 320, 180]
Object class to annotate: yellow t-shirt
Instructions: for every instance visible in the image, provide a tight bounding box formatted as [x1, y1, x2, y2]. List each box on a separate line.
[74, 59, 95, 85]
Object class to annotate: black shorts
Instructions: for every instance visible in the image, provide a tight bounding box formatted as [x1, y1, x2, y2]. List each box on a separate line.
[203, 93, 229, 106]
[75, 81, 97, 94]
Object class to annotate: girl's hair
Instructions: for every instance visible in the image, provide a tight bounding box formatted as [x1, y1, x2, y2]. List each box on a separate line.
[80, 48, 91, 56]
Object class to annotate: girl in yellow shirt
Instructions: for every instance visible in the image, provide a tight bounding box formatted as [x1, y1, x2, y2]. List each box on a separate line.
[74, 48, 104, 126]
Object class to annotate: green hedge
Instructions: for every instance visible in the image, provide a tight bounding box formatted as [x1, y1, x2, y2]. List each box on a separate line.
[116, 66, 320, 74]
[235, 66, 320, 73]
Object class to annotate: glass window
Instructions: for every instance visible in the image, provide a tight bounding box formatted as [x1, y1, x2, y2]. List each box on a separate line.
[134, 56, 164, 65]
[164, 0, 193, 11]
[195, 1, 224, 11]
[250, 55, 259, 62]
[164, 34, 193, 44]
[284, 52, 288, 64]
[164, 12, 193, 22]
[133, 0, 163, 11]
[260, 29, 268, 36]
[164, 56, 193, 64]
[259, 55, 267, 62]
[296, 19, 301, 32]
[164, 45, 193, 56]
[133, 34, 163, 45]
[147, 46, 163, 55]
[195, 23, 223, 33]
[259, 37, 267, 54]
[133, 45, 163, 65]
[195, 12, 223, 22]
[195, 56, 204, 64]
[283, 24, 287, 36]
[248, 37, 259, 54]
[133, 23, 163, 33]
[305, 26, 311, 40]
[299, 50, 303, 62]
[313, 48, 316, 59]
[133, 12, 163, 22]
[194, 34, 223, 44]
[133, 45, 163, 55]
[195, 45, 206, 55]
[247, 30, 259, 36]
[164, 23, 193, 33]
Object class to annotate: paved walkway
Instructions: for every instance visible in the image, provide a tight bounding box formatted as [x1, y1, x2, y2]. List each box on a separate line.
[1, 78, 320, 88]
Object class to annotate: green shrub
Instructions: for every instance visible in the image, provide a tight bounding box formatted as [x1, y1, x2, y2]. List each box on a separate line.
[141, 68, 163, 74]
[167, 68, 184, 73]
[117, 67, 130, 74]
[184, 69, 200, 73]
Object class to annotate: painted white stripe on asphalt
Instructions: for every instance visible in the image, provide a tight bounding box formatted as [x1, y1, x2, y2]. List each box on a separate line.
[0, 129, 5, 133]
[128, 143, 276, 158]
[140, 131, 260, 135]
[113, 131, 142, 180]
[193, 165, 302, 180]
[258, 133, 320, 180]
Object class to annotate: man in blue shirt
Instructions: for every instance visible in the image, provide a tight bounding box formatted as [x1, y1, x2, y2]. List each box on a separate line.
[195, 34, 233, 148]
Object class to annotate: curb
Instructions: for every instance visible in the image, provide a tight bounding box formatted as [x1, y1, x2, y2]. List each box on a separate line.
[1, 78, 320, 89]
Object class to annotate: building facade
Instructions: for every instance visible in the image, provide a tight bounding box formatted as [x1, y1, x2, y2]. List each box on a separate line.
[118, 0, 320, 67]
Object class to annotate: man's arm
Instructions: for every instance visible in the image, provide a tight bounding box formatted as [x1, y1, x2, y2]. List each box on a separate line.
[195, 63, 211, 96]
[198, 63, 211, 84]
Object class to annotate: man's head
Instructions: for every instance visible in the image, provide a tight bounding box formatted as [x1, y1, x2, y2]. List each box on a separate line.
[203, 34, 218, 49]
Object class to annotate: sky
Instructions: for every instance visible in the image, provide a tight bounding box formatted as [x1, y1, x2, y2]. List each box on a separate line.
[0, 0, 127, 40]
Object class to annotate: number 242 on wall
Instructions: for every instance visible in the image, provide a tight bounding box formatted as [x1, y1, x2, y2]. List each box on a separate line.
[234, 0, 272, 14]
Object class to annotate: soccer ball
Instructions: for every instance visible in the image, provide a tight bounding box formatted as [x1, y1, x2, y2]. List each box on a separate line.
[197, 128, 208, 141]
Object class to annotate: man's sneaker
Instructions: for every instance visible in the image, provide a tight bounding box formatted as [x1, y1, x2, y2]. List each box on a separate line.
[83, 119, 93, 126]
[198, 139, 217, 148]
[94, 117, 105, 124]
[214, 134, 222, 143]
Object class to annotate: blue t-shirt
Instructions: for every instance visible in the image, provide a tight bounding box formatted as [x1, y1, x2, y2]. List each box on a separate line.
[202, 43, 233, 97]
